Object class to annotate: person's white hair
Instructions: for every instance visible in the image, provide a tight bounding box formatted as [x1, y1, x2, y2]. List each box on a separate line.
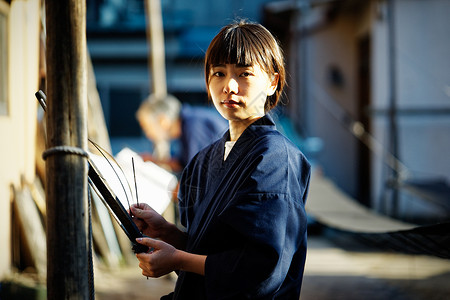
[136, 94, 181, 122]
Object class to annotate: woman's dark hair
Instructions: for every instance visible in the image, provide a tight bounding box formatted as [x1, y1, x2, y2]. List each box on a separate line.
[205, 21, 286, 112]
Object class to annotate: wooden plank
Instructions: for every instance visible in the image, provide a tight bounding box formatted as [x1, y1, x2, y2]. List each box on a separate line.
[13, 184, 47, 277]
[35, 118, 46, 185]
[87, 52, 111, 153]
[111, 218, 136, 266]
[29, 178, 46, 220]
[90, 188, 123, 268]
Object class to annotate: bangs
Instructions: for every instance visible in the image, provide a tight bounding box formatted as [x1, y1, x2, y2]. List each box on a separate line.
[207, 25, 269, 70]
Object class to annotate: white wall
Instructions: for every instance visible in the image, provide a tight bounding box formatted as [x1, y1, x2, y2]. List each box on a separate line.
[0, 0, 40, 277]
[305, 7, 365, 198]
[302, 0, 450, 221]
[371, 0, 450, 219]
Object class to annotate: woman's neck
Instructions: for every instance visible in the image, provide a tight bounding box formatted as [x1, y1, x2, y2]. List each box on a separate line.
[228, 117, 261, 141]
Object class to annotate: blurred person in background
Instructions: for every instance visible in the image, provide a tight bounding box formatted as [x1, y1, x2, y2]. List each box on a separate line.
[136, 94, 227, 173]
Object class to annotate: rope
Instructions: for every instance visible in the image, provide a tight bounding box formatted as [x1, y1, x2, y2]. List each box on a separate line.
[42, 145, 89, 160]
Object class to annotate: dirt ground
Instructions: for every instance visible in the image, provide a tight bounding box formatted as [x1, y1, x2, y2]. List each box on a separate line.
[3, 235, 448, 299]
[94, 260, 175, 300]
[94, 236, 450, 300]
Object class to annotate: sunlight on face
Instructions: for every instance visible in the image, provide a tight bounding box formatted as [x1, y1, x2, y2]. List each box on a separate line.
[208, 64, 278, 123]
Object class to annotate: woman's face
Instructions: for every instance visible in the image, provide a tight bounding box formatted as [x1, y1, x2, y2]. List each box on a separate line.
[208, 63, 278, 123]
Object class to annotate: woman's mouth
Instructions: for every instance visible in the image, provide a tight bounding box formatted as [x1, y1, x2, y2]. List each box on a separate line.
[222, 99, 241, 108]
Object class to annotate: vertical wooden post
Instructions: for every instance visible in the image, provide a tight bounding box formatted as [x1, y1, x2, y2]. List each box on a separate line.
[45, 1, 89, 299]
[145, 0, 167, 100]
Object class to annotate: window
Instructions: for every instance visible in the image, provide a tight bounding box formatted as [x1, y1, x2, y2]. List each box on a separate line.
[0, 1, 8, 116]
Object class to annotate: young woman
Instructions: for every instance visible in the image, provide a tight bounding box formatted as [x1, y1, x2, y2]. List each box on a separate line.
[131, 21, 311, 299]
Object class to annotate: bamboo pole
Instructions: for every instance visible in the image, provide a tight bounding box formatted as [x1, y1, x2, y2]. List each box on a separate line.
[45, 1, 89, 299]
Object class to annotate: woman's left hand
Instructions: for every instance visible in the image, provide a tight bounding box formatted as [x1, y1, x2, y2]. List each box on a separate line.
[135, 237, 180, 278]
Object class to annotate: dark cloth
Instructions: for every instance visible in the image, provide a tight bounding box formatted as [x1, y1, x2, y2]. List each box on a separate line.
[178, 104, 228, 168]
[165, 114, 311, 299]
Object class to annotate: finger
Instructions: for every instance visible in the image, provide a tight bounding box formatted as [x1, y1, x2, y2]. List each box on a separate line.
[139, 263, 153, 278]
[130, 205, 145, 218]
[136, 237, 162, 250]
[135, 238, 158, 259]
[131, 203, 145, 210]
[130, 203, 140, 211]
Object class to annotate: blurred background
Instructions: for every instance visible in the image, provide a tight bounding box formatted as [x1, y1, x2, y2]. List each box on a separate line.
[1, 0, 449, 299]
[86, 0, 450, 223]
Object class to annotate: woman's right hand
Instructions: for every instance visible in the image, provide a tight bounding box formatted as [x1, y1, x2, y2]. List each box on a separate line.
[130, 203, 168, 239]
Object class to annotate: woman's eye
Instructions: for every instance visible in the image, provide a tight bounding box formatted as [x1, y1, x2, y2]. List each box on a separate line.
[240, 72, 252, 77]
[213, 72, 224, 77]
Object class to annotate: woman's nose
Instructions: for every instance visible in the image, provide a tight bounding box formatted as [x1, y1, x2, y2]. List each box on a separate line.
[223, 77, 239, 94]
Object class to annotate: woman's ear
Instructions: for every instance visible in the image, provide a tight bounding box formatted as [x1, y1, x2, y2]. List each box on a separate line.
[267, 73, 279, 96]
